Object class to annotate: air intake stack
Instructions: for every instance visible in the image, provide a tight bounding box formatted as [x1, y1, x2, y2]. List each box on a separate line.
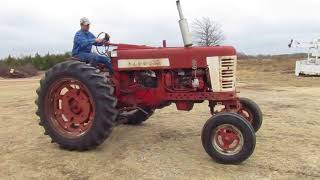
[176, 0, 193, 47]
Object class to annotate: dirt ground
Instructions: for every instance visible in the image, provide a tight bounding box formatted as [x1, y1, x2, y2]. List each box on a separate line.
[0, 58, 319, 179]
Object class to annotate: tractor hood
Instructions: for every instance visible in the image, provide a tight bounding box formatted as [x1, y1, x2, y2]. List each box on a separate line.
[114, 46, 236, 70]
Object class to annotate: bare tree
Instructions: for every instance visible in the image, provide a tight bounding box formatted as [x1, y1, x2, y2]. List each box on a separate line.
[192, 17, 225, 46]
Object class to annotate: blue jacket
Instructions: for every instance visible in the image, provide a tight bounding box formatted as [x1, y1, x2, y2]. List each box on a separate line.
[72, 30, 101, 56]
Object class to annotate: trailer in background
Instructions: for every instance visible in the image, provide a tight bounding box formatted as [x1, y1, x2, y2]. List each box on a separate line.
[289, 39, 320, 76]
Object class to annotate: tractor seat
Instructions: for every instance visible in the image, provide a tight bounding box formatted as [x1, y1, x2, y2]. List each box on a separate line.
[67, 57, 108, 72]
[67, 57, 90, 64]
[67, 57, 82, 61]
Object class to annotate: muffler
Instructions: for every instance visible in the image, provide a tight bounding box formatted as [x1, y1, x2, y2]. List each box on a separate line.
[176, 0, 193, 47]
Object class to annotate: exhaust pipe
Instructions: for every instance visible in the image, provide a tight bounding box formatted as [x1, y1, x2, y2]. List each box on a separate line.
[176, 0, 193, 47]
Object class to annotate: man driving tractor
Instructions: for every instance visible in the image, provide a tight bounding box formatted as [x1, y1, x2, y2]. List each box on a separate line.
[71, 17, 112, 72]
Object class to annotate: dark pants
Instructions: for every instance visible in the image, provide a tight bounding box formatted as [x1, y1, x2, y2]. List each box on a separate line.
[74, 52, 113, 72]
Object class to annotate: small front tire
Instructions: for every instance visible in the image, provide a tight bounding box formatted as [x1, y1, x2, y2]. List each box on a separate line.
[239, 97, 263, 132]
[201, 113, 256, 164]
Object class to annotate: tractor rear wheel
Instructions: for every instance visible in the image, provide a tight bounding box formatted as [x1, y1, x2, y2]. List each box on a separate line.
[239, 98, 263, 132]
[201, 113, 256, 164]
[35, 60, 118, 151]
[123, 108, 154, 125]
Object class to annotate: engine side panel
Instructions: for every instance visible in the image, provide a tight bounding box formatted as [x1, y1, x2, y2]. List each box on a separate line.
[111, 46, 237, 110]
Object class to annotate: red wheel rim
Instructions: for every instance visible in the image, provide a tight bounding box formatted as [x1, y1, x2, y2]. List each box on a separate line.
[239, 107, 254, 124]
[212, 124, 244, 155]
[45, 78, 95, 138]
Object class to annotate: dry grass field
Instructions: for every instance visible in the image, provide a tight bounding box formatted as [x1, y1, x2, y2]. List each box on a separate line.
[0, 58, 320, 179]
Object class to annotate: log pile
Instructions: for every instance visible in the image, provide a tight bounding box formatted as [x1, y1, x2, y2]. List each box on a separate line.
[9, 69, 27, 78]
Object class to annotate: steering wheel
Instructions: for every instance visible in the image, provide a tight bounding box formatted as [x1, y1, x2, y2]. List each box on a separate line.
[96, 32, 110, 56]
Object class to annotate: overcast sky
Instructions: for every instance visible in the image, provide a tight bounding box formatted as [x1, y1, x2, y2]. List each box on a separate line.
[1, 0, 320, 58]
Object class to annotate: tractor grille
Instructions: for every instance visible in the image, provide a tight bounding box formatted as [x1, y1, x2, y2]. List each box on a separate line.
[220, 56, 236, 91]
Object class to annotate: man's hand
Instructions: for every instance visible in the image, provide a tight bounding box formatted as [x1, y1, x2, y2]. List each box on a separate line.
[95, 38, 105, 43]
[105, 33, 110, 42]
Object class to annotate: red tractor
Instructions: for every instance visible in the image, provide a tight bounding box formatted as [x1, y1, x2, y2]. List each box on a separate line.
[35, 1, 262, 164]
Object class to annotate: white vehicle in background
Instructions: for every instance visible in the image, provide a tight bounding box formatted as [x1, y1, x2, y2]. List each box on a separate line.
[289, 39, 320, 76]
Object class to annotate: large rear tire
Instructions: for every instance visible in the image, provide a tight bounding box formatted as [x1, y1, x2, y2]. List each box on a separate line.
[35, 60, 118, 151]
[201, 113, 256, 164]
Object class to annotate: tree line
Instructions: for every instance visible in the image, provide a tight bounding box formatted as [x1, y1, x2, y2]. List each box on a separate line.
[0, 52, 70, 71]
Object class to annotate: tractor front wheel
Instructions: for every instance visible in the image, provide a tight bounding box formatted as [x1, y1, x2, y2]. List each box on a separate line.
[201, 113, 256, 164]
[35, 61, 118, 151]
[238, 97, 263, 132]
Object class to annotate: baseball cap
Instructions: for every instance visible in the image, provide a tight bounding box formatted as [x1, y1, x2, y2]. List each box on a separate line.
[80, 17, 91, 25]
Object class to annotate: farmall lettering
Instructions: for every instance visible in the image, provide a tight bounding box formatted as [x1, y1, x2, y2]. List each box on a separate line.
[118, 58, 170, 69]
